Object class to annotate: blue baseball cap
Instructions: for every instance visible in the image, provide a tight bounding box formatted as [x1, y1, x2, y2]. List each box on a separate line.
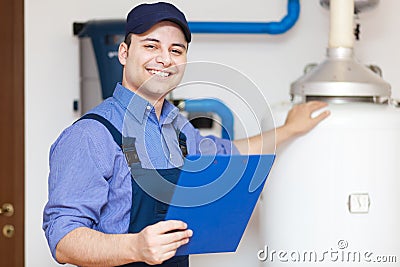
[125, 2, 191, 43]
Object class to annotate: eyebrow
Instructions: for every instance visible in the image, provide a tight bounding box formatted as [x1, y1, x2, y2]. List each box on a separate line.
[140, 38, 187, 50]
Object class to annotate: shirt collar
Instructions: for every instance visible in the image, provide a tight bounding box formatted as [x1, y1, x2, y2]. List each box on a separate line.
[113, 83, 180, 125]
[160, 100, 180, 125]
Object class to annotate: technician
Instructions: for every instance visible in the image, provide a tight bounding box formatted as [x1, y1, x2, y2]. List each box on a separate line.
[43, 2, 330, 267]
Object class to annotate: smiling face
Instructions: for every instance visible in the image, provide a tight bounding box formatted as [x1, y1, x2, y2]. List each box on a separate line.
[118, 21, 188, 104]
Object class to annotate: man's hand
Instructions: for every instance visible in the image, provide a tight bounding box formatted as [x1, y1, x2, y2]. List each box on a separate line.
[55, 221, 192, 267]
[282, 101, 330, 137]
[133, 220, 193, 265]
[233, 101, 330, 154]
[273, 101, 330, 148]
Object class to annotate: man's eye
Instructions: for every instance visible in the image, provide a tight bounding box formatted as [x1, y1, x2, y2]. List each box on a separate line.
[171, 49, 183, 55]
[144, 44, 156, 49]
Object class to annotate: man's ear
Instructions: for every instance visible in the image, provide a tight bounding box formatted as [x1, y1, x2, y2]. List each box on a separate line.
[118, 42, 128, 65]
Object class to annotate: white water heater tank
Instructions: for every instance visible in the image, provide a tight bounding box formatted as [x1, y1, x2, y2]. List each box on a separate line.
[259, 102, 400, 266]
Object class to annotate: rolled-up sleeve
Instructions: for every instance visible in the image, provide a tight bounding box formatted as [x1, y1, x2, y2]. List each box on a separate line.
[42, 122, 114, 259]
[197, 132, 240, 155]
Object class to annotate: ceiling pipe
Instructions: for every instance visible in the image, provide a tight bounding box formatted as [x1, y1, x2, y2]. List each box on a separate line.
[329, 0, 354, 48]
[188, 0, 300, 35]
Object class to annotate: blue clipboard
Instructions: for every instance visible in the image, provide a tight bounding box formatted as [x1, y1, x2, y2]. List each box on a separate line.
[165, 154, 275, 255]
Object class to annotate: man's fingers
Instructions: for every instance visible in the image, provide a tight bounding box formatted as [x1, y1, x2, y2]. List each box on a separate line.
[307, 101, 329, 111]
[140, 226, 191, 265]
[156, 237, 190, 262]
[137, 222, 191, 265]
[313, 110, 331, 123]
[151, 220, 188, 234]
[305, 101, 330, 122]
[163, 237, 190, 252]
[161, 229, 193, 244]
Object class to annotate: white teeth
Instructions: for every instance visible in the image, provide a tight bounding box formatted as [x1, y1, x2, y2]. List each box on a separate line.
[149, 69, 170, 77]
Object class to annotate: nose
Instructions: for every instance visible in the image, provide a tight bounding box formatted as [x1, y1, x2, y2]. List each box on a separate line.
[156, 49, 172, 67]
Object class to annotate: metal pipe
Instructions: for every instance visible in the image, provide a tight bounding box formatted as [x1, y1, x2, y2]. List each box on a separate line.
[184, 99, 234, 140]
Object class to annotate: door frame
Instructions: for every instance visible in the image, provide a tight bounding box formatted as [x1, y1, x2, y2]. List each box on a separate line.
[0, 0, 25, 265]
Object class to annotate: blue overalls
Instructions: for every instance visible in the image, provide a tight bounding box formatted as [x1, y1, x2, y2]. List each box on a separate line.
[80, 114, 189, 267]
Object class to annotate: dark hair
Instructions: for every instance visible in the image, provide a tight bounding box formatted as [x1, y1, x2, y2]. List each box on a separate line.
[124, 33, 133, 48]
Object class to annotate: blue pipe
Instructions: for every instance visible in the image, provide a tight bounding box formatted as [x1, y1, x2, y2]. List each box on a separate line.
[188, 0, 300, 35]
[184, 99, 234, 140]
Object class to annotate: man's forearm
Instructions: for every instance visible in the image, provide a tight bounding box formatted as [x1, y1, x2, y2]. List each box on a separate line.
[233, 126, 292, 155]
[56, 227, 139, 267]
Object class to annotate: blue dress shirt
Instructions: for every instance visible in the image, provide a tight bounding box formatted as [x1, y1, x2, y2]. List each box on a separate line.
[43, 83, 238, 259]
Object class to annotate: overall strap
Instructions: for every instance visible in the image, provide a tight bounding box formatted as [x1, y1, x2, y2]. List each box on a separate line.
[77, 113, 122, 146]
[76, 113, 140, 164]
[178, 132, 188, 157]
[172, 116, 188, 157]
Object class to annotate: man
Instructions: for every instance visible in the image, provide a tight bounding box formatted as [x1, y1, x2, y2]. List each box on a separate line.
[43, 2, 330, 266]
